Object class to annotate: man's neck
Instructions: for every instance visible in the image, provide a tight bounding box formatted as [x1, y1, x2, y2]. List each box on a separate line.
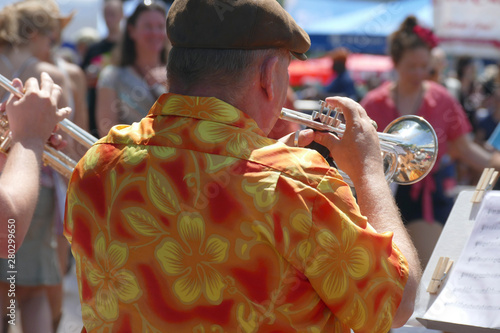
[169, 85, 273, 135]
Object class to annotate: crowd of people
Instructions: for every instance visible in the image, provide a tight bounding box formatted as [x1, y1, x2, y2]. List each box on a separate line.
[0, 0, 499, 332]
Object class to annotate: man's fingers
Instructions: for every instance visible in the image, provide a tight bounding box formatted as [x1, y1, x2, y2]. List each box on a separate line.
[279, 129, 314, 147]
[324, 96, 377, 133]
[48, 133, 68, 150]
[11, 78, 23, 91]
[324, 97, 361, 126]
[314, 131, 340, 155]
[297, 129, 315, 147]
[50, 83, 63, 104]
[23, 77, 40, 94]
[40, 72, 55, 96]
[6, 79, 24, 106]
[56, 107, 72, 122]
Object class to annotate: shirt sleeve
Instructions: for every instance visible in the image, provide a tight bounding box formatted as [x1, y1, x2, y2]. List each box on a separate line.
[304, 176, 408, 333]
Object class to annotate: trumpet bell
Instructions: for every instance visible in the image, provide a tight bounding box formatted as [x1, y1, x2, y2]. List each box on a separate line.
[382, 116, 438, 185]
[279, 101, 439, 187]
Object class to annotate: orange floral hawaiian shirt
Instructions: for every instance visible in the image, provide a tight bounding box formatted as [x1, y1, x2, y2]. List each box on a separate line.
[65, 93, 409, 333]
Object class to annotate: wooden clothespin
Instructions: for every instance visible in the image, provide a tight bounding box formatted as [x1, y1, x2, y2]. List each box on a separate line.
[471, 168, 499, 203]
[427, 256, 453, 294]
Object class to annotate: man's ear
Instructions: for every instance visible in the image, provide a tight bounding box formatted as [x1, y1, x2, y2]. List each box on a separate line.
[260, 56, 279, 101]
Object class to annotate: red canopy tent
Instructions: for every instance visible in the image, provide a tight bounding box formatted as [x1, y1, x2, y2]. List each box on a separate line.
[288, 53, 394, 87]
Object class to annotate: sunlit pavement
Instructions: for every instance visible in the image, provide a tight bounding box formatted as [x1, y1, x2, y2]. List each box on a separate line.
[57, 265, 84, 333]
[7, 264, 83, 333]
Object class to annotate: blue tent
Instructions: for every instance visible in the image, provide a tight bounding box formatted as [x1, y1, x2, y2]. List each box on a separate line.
[285, 0, 433, 55]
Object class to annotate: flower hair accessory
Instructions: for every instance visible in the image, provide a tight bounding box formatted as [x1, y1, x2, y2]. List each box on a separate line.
[413, 25, 439, 48]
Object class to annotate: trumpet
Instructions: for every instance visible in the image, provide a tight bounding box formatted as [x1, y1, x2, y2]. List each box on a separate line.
[280, 101, 438, 186]
[0, 73, 97, 179]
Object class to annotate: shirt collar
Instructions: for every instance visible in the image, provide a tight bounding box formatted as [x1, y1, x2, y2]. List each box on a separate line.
[149, 93, 267, 137]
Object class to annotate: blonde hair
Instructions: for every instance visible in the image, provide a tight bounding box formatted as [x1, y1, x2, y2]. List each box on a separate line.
[0, 0, 59, 47]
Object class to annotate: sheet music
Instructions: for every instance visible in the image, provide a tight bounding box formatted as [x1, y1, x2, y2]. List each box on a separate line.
[421, 191, 500, 329]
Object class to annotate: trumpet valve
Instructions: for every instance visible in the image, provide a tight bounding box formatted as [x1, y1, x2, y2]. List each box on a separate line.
[0, 113, 12, 154]
[312, 101, 341, 127]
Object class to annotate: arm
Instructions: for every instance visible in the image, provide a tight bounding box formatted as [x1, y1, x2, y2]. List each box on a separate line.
[449, 134, 500, 171]
[63, 62, 91, 160]
[314, 97, 421, 327]
[0, 74, 70, 257]
[68, 63, 90, 131]
[95, 86, 119, 137]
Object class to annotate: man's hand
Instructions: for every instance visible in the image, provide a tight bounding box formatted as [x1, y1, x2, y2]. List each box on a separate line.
[48, 131, 68, 151]
[4, 72, 71, 147]
[278, 129, 315, 147]
[313, 97, 384, 185]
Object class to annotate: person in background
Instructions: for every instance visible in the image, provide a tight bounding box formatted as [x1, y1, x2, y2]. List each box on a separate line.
[65, 0, 420, 331]
[456, 55, 482, 131]
[30, 1, 90, 330]
[0, 2, 71, 332]
[81, 0, 124, 137]
[95, 1, 168, 137]
[428, 46, 460, 100]
[361, 15, 500, 269]
[476, 64, 500, 147]
[324, 47, 358, 101]
[74, 27, 100, 66]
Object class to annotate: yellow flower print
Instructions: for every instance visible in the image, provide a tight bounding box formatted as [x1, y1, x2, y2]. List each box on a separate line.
[155, 213, 230, 305]
[81, 304, 103, 331]
[195, 122, 273, 157]
[150, 146, 176, 160]
[340, 294, 367, 331]
[193, 324, 224, 333]
[123, 146, 148, 165]
[236, 303, 259, 333]
[374, 295, 394, 333]
[235, 214, 276, 260]
[305, 223, 370, 300]
[163, 95, 240, 123]
[83, 145, 100, 171]
[290, 210, 314, 262]
[241, 173, 280, 212]
[85, 233, 142, 322]
[290, 210, 312, 235]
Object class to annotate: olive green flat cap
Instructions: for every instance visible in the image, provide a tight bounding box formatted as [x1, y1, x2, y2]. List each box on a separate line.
[167, 0, 311, 60]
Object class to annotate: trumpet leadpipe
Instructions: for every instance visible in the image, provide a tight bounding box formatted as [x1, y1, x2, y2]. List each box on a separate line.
[280, 108, 339, 133]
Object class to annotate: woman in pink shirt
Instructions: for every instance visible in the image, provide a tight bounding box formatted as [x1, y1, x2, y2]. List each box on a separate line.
[361, 16, 500, 266]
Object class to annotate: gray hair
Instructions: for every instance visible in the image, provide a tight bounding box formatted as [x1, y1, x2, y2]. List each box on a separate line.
[167, 47, 287, 97]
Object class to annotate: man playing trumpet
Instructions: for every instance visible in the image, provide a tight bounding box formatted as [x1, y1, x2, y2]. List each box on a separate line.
[64, 0, 421, 332]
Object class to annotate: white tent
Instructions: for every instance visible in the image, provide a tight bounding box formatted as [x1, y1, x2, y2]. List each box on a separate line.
[285, 0, 433, 55]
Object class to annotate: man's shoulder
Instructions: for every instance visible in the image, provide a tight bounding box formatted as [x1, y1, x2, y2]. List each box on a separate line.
[250, 143, 342, 189]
